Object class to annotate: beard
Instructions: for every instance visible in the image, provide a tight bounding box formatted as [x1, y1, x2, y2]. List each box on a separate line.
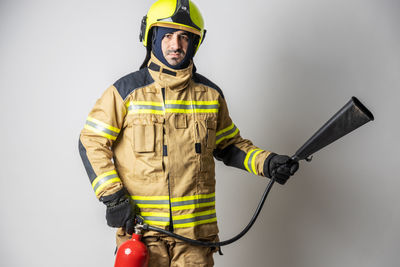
[164, 49, 186, 65]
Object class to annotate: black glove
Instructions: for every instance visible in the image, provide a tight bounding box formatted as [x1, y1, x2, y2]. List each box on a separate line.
[265, 153, 299, 185]
[100, 189, 135, 235]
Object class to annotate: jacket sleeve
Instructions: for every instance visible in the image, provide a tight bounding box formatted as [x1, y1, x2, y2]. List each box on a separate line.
[213, 95, 274, 178]
[78, 85, 126, 198]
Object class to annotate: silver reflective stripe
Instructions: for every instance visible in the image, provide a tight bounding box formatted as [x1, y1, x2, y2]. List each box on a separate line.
[165, 104, 219, 110]
[85, 120, 119, 138]
[245, 150, 257, 172]
[93, 173, 119, 192]
[245, 149, 263, 174]
[133, 199, 170, 205]
[173, 213, 217, 225]
[142, 216, 170, 222]
[193, 104, 219, 109]
[171, 197, 215, 207]
[216, 124, 238, 142]
[129, 105, 164, 111]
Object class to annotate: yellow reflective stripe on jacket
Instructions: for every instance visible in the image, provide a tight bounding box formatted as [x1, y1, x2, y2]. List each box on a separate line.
[92, 170, 121, 195]
[171, 192, 215, 202]
[140, 211, 170, 217]
[134, 196, 171, 226]
[132, 193, 217, 226]
[126, 100, 219, 114]
[136, 203, 170, 209]
[142, 220, 170, 226]
[139, 211, 170, 226]
[126, 101, 165, 115]
[173, 217, 217, 228]
[171, 193, 215, 211]
[244, 149, 264, 174]
[165, 100, 219, 114]
[173, 209, 217, 228]
[216, 123, 239, 145]
[131, 195, 170, 209]
[84, 117, 121, 141]
[171, 202, 215, 211]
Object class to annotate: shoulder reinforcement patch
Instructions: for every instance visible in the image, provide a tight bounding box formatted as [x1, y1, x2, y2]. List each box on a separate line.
[114, 68, 155, 100]
[193, 73, 224, 99]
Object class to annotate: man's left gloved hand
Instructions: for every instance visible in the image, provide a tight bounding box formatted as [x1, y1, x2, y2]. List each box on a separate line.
[265, 153, 299, 185]
[99, 188, 135, 235]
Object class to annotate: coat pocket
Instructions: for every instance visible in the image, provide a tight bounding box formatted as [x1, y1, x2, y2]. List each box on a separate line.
[206, 119, 217, 149]
[133, 124, 155, 152]
[131, 118, 163, 179]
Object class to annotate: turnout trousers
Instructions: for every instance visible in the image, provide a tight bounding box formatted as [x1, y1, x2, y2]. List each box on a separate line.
[117, 230, 216, 267]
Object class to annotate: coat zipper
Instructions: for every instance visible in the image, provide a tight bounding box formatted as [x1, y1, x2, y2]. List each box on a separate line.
[167, 174, 174, 232]
[161, 87, 166, 105]
[162, 87, 173, 232]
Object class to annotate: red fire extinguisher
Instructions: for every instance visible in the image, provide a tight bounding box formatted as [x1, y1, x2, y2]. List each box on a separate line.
[114, 231, 149, 267]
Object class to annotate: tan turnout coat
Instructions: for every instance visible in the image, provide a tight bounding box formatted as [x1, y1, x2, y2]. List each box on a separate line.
[79, 54, 272, 240]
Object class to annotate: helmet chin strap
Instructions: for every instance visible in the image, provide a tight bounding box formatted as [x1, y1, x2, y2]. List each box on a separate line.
[152, 26, 197, 70]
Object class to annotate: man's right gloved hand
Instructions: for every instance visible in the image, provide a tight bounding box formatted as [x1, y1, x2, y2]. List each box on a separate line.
[100, 188, 135, 235]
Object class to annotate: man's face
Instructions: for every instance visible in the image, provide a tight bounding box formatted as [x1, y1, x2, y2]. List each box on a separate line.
[161, 30, 189, 66]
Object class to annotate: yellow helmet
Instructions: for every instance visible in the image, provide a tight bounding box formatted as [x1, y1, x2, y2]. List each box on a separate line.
[140, 0, 206, 52]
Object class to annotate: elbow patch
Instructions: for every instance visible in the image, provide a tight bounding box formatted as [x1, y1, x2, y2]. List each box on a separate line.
[213, 144, 246, 171]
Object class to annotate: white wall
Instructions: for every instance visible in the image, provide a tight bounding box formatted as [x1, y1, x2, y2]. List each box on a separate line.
[1, 0, 399, 266]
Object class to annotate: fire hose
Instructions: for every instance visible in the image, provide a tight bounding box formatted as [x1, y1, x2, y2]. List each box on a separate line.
[137, 177, 276, 248]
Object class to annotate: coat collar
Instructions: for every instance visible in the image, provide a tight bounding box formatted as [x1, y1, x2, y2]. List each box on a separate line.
[147, 53, 193, 91]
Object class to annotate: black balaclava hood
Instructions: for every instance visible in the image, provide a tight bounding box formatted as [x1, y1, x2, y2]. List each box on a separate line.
[152, 26, 198, 70]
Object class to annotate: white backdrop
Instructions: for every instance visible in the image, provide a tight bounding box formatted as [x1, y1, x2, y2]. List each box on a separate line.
[1, 0, 399, 266]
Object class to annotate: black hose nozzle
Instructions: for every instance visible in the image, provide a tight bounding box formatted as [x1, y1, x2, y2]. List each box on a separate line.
[292, 96, 374, 162]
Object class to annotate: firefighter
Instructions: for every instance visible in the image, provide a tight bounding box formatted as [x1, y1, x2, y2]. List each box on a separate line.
[78, 0, 299, 266]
